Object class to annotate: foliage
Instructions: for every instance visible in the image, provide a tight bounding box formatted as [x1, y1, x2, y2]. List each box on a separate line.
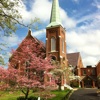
[97, 74, 100, 89]
[0, 0, 22, 35]
[0, 0, 40, 65]
[17, 96, 39, 100]
[50, 61, 63, 90]
[0, 0, 40, 35]
[0, 56, 5, 65]
[51, 60, 71, 90]
[3, 38, 55, 99]
[0, 67, 18, 91]
[70, 80, 79, 87]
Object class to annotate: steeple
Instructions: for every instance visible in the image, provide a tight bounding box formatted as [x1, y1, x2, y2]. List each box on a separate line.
[47, 0, 62, 28]
[46, 0, 68, 89]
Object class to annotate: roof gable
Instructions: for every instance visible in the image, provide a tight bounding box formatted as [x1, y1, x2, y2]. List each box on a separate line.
[9, 30, 46, 62]
[96, 61, 100, 67]
[81, 75, 97, 81]
[17, 30, 45, 52]
[67, 52, 80, 67]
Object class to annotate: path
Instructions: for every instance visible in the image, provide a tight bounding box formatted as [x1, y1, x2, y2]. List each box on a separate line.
[69, 88, 100, 100]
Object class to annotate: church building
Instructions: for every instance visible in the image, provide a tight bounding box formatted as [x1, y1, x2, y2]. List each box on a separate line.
[9, 0, 100, 89]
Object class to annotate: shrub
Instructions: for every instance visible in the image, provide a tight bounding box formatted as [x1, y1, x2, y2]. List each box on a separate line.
[70, 80, 79, 87]
[17, 96, 25, 100]
[17, 96, 44, 100]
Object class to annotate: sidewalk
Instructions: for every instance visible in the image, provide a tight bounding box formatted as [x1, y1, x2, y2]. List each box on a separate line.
[69, 88, 100, 100]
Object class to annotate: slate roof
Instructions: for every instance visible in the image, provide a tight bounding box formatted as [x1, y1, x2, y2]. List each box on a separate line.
[67, 52, 80, 67]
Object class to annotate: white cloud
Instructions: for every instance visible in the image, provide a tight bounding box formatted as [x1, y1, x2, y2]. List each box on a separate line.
[83, 56, 97, 67]
[31, 0, 52, 22]
[66, 1, 100, 66]
[7, 0, 100, 67]
[18, 0, 76, 29]
[67, 29, 100, 66]
[60, 9, 76, 28]
[72, 0, 80, 3]
[32, 29, 46, 37]
[2, 34, 21, 47]
[92, 0, 100, 9]
[20, 0, 100, 67]
[18, 0, 51, 23]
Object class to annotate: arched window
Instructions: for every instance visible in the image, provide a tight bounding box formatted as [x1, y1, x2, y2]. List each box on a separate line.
[51, 56, 56, 61]
[51, 37, 56, 51]
[51, 56, 57, 64]
[62, 39, 64, 52]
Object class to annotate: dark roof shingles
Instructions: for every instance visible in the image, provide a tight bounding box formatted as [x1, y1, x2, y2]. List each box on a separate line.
[67, 52, 80, 67]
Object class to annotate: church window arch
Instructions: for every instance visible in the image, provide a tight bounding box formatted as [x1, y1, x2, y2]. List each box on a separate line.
[50, 56, 57, 64]
[51, 37, 56, 51]
[62, 39, 64, 52]
[51, 56, 57, 61]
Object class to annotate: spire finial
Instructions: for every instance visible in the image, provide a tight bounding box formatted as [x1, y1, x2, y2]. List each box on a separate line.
[47, 0, 62, 28]
[27, 29, 32, 37]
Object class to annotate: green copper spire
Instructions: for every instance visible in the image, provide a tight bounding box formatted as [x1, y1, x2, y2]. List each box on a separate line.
[47, 0, 62, 28]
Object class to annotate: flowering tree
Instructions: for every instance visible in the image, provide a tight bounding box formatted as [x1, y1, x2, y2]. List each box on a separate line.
[0, 0, 40, 66]
[50, 60, 74, 90]
[8, 35, 55, 99]
[0, 67, 8, 91]
[50, 60, 69, 90]
[0, 67, 18, 92]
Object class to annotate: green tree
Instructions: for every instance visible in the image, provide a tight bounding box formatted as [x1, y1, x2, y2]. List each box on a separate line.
[0, 0, 23, 65]
[0, 0, 40, 35]
[0, 0, 23, 35]
[0, 0, 40, 65]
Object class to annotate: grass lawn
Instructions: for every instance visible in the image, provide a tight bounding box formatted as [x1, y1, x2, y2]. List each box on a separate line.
[49, 90, 70, 100]
[0, 90, 25, 100]
[0, 89, 70, 100]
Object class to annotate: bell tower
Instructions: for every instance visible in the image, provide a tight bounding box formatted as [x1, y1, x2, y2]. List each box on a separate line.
[46, 0, 68, 65]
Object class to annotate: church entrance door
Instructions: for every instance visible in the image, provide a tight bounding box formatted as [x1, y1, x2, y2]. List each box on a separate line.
[84, 77, 93, 88]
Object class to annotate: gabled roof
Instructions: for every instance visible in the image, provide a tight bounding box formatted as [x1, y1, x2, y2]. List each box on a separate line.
[96, 60, 100, 67]
[17, 30, 46, 52]
[9, 30, 46, 62]
[67, 52, 80, 67]
[80, 75, 97, 81]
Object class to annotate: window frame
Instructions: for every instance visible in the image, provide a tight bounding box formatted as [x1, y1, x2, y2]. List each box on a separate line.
[51, 37, 56, 52]
[62, 39, 64, 53]
[83, 70, 86, 75]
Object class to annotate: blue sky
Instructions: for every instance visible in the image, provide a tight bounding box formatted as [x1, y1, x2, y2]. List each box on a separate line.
[2, 0, 100, 67]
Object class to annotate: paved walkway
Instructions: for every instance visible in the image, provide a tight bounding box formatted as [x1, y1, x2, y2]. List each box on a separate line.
[69, 88, 100, 100]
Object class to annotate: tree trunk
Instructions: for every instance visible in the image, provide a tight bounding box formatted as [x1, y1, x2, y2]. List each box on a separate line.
[58, 84, 61, 91]
[58, 76, 61, 91]
[25, 88, 29, 100]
